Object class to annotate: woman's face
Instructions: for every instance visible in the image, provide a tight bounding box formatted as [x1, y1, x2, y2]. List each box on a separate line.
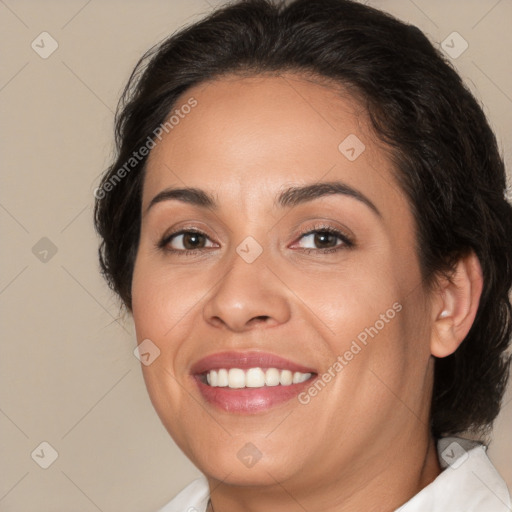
[131, 73, 436, 487]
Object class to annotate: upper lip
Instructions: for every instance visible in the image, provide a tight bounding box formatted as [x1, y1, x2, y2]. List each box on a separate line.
[190, 351, 317, 375]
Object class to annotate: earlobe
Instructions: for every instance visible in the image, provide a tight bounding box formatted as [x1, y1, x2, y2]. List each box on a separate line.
[430, 251, 484, 358]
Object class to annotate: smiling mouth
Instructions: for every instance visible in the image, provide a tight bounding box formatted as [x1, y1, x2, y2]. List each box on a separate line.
[199, 367, 315, 388]
[190, 351, 318, 412]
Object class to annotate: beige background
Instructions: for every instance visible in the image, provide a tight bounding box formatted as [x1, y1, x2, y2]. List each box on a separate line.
[1, 0, 511, 510]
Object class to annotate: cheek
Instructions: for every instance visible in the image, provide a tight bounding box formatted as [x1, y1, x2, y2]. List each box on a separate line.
[130, 258, 209, 390]
[301, 252, 427, 398]
[289, 254, 406, 346]
[131, 263, 198, 447]
[131, 259, 199, 340]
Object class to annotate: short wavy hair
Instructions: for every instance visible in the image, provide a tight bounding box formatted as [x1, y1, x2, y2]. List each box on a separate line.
[93, 0, 512, 438]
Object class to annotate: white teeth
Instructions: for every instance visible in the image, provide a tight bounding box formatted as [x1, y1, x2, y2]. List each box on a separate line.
[217, 368, 229, 387]
[205, 367, 312, 388]
[208, 370, 217, 386]
[246, 368, 265, 387]
[280, 370, 293, 386]
[228, 368, 246, 388]
[293, 371, 310, 383]
[265, 368, 280, 386]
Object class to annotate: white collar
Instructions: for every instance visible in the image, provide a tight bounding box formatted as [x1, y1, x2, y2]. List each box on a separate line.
[157, 436, 511, 512]
[395, 436, 511, 511]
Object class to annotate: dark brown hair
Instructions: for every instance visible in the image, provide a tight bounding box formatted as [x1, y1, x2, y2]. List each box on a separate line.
[94, 0, 512, 438]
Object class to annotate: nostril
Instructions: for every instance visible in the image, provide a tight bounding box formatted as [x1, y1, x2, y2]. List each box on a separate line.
[251, 315, 270, 324]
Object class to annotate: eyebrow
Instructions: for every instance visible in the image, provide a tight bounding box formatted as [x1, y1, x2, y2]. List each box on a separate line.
[145, 180, 381, 217]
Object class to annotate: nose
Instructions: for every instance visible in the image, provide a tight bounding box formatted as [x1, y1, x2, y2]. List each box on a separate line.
[202, 246, 291, 332]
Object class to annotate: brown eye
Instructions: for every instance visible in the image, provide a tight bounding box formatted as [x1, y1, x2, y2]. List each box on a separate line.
[159, 229, 216, 254]
[295, 227, 353, 251]
[310, 231, 339, 249]
[178, 232, 207, 250]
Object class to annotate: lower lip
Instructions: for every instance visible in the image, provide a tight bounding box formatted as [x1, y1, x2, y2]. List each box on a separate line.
[194, 376, 316, 413]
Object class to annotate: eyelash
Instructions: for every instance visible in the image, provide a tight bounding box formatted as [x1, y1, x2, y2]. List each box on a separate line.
[157, 224, 355, 257]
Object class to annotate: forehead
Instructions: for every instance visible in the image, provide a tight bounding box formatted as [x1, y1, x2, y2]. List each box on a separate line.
[143, 72, 404, 217]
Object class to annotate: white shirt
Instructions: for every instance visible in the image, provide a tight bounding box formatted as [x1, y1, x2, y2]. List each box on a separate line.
[157, 436, 512, 512]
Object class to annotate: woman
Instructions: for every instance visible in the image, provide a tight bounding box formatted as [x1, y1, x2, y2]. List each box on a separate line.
[93, 0, 512, 510]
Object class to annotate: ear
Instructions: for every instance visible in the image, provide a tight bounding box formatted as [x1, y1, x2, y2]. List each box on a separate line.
[430, 251, 484, 358]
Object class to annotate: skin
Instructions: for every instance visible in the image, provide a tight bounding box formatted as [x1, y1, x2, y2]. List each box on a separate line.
[130, 72, 483, 512]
